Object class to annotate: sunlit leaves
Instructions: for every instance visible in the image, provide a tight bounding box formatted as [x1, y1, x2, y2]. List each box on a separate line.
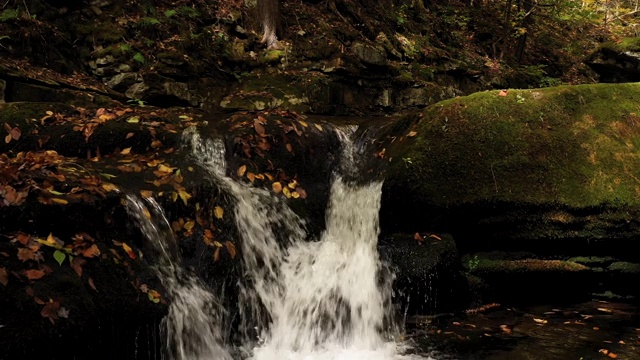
[225, 241, 237, 259]
[147, 290, 161, 303]
[237, 165, 247, 177]
[272, 182, 283, 193]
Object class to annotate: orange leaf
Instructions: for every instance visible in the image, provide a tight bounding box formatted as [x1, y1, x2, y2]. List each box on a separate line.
[272, 182, 283, 193]
[41, 299, 60, 324]
[81, 244, 101, 258]
[214, 206, 224, 219]
[16, 233, 31, 245]
[407, 131, 417, 137]
[498, 89, 508, 96]
[121, 242, 136, 259]
[247, 172, 256, 182]
[286, 143, 293, 152]
[24, 269, 46, 280]
[237, 165, 247, 177]
[213, 247, 220, 262]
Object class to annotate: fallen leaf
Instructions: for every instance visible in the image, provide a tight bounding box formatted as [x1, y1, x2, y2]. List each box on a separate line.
[498, 89, 508, 96]
[286, 143, 293, 152]
[120, 147, 132, 155]
[24, 269, 46, 280]
[429, 234, 442, 241]
[407, 131, 418, 137]
[148, 289, 161, 303]
[41, 299, 60, 324]
[247, 172, 256, 182]
[121, 243, 136, 259]
[57, 307, 70, 318]
[282, 187, 291, 198]
[314, 123, 323, 131]
[225, 241, 237, 259]
[533, 318, 548, 324]
[178, 190, 191, 205]
[18, 248, 36, 262]
[184, 220, 195, 231]
[272, 182, 283, 193]
[213, 247, 220, 262]
[81, 244, 101, 258]
[126, 116, 139, 123]
[126, 132, 135, 139]
[254, 119, 266, 136]
[71, 257, 86, 277]
[0, 267, 8, 286]
[51, 198, 69, 205]
[237, 165, 247, 177]
[214, 206, 224, 219]
[88, 277, 97, 291]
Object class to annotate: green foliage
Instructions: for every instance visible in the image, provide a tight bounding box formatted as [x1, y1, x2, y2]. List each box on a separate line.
[53, 250, 66, 266]
[177, 6, 200, 18]
[0, 8, 19, 22]
[133, 52, 145, 64]
[127, 99, 147, 107]
[139, 17, 161, 26]
[468, 255, 480, 272]
[119, 43, 133, 53]
[164, 9, 177, 18]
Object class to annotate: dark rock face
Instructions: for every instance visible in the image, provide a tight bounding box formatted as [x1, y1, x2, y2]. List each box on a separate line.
[379, 233, 469, 315]
[586, 47, 640, 83]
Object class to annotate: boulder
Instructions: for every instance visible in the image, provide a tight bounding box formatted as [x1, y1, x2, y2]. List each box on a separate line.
[586, 37, 640, 82]
[380, 83, 640, 301]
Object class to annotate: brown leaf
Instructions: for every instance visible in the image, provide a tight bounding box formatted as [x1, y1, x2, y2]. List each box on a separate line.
[125, 132, 135, 139]
[10, 127, 21, 141]
[0, 267, 8, 286]
[88, 277, 98, 291]
[16, 233, 31, 246]
[41, 299, 61, 324]
[407, 131, 417, 137]
[498, 89, 508, 96]
[4, 133, 11, 143]
[17, 248, 36, 262]
[71, 257, 86, 277]
[24, 269, 46, 280]
[246, 172, 256, 182]
[237, 165, 247, 177]
[225, 241, 237, 259]
[213, 247, 220, 262]
[254, 119, 266, 137]
[286, 143, 293, 152]
[295, 187, 307, 199]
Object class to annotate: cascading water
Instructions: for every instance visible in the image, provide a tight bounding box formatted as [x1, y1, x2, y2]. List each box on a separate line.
[125, 194, 232, 360]
[184, 126, 429, 360]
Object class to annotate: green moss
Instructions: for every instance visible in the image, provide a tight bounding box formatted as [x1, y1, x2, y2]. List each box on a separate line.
[600, 37, 640, 53]
[608, 261, 640, 274]
[568, 256, 616, 266]
[390, 83, 640, 208]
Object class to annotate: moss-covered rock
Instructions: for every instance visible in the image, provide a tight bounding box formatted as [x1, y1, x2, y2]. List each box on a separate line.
[586, 37, 640, 83]
[381, 83, 640, 259]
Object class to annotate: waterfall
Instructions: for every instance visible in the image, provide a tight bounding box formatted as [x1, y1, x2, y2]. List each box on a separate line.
[125, 195, 232, 360]
[185, 126, 428, 360]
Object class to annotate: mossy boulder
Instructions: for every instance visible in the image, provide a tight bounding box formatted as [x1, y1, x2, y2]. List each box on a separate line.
[381, 83, 640, 260]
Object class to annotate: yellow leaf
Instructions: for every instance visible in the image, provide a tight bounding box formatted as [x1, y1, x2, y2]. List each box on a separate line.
[102, 183, 119, 192]
[255, 173, 265, 180]
[237, 165, 247, 177]
[265, 173, 274, 181]
[291, 191, 300, 199]
[140, 190, 153, 198]
[122, 242, 136, 259]
[184, 220, 195, 231]
[51, 198, 68, 205]
[157, 164, 174, 174]
[288, 180, 298, 189]
[171, 192, 178, 202]
[298, 120, 308, 127]
[213, 241, 223, 248]
[225, 241, 237, 259]
[214, 206, 224, 219]
[314, 123, 323, 131]
[120, 147, 132, 155]
[143, 207, 151, 220]
[283, 187, 291, 198]
[533, 318, 547, 324]
[178, 190, 191, 205]
[407, 131, 417, 137]
[272, 182, 282, 193]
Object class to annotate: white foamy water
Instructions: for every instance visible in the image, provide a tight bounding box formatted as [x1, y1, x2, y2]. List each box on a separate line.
[184, 126, 430, 360]
[125, 195, 232, 360]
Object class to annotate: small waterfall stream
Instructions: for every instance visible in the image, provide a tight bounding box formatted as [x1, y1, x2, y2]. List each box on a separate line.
[184, 127, 428, 360]
[125, 195, 232, 360]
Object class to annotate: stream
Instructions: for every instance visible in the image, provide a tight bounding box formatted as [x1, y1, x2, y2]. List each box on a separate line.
[123, 127, 640, 360]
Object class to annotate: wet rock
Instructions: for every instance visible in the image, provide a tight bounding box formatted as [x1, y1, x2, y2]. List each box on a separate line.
[95, 55, 115, 67]
[379, 233, 469, 315]
[105, 72, 139, 92]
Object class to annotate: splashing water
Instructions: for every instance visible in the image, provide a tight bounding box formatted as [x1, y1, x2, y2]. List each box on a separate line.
[125, 195, 232, 360]
[184, 127, 429, 360]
